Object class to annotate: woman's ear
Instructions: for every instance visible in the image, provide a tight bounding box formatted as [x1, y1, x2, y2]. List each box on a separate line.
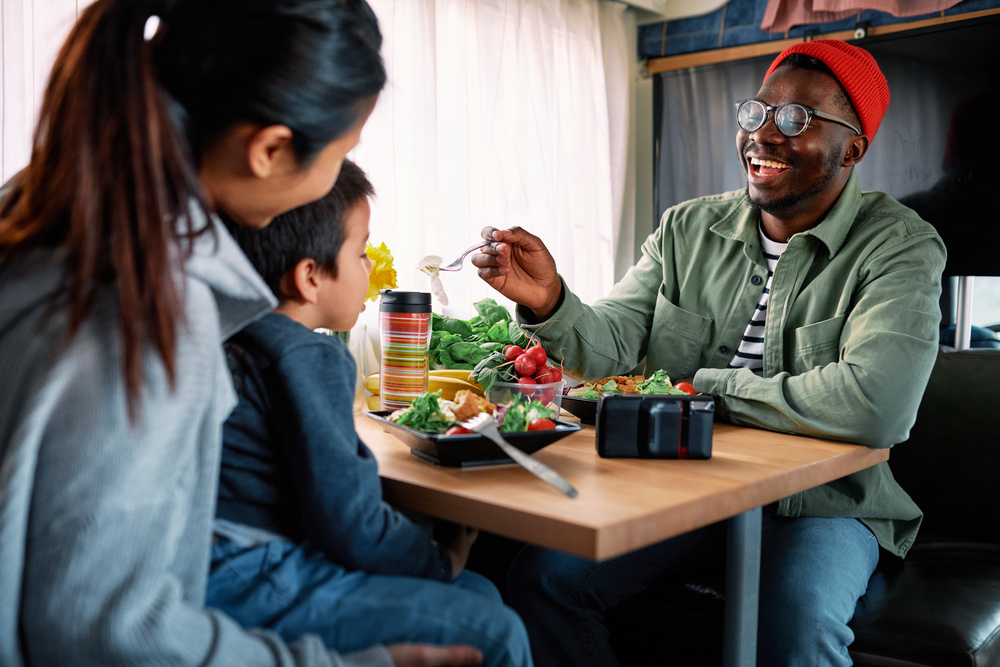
[280, 258, 323, 304]
[246, 125, 296, 179]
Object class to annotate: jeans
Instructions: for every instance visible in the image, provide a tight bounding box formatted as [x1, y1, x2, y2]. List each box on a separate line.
[507, 514, 879, 666]
[206, 539, 533, 667]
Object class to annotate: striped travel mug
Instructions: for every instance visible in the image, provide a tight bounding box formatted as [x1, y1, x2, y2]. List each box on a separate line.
[379, 290, 432, 410]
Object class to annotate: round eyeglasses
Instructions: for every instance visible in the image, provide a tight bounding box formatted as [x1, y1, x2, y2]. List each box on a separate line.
[735, 99, 861, 137]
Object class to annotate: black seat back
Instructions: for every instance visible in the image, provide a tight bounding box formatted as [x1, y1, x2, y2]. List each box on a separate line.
[886, 347, 1000, 545]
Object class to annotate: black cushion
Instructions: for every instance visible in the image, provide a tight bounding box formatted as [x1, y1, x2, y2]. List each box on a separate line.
[849, 542, 1000, 666]
[847, 347, 1000, 666]
[886, 348, 1000, 544]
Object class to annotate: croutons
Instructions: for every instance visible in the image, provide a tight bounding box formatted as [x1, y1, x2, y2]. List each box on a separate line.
[451, 389, 496, 422]
[593, 375, 644, 394]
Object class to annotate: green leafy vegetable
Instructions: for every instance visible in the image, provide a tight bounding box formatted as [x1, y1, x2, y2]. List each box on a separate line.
[433, 314, 474, 338]
[566, 370, 685, 398]
[567, 385, 599, 399]
[472, 351, 507, 393]
[637, 369, 685, 395]
[447, 341, 492, 365]
[392, 391, 453, 433]
[499, 401, 556, 433]
[429, 301, 521, 371]
[389, 392, 556, 434]
[474, 299, 511, 327]
[508, 322, 529, 347]
[485, 321, 511, 344]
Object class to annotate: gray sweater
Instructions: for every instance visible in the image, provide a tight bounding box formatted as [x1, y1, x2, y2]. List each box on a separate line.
[0, 212, 392, 667]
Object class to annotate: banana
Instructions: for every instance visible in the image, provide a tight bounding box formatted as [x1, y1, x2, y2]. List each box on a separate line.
[430, 368, 478, 384]
[429, 376, 484, 400]
[364, 373, 483, 401]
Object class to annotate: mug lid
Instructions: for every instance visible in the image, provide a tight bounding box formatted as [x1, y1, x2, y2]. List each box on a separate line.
[379, 290, 431, 306]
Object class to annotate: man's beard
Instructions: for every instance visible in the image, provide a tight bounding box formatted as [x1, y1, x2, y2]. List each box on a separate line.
[745, 151, 842, 214]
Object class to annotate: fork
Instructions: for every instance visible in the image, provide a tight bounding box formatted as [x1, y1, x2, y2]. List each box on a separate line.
[438, 241, 491, 272]
[462, 413, 578, 498]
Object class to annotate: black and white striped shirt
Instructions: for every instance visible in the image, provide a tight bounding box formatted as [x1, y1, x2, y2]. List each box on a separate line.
[728, 229, 787, 375]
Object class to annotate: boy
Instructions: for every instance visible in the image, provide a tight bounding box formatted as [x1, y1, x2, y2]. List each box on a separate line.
[210, 160, 532, 667]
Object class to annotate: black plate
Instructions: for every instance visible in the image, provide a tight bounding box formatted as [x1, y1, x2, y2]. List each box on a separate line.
[561, 395, 598, 425]
[365, 411, 582, 467]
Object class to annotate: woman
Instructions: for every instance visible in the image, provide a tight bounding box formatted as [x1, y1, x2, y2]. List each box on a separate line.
[0, 1, 480, 666]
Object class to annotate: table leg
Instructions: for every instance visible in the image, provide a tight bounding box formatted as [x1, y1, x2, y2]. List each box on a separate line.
[723, 506, 762, 667]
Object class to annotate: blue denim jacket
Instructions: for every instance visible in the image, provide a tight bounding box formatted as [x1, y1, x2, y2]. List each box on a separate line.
[217, 312, 452, 580]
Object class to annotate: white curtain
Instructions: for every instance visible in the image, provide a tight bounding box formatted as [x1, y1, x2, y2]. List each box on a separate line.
[355, 0, 634, 323]
[2, 0, 636, 323]
[0, 0, 83, 184]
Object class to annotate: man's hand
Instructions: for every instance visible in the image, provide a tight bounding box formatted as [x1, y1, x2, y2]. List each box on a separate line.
[471, 226, 562, 319]
[435, 521, 479, 578]
[386, 643, 483, 666]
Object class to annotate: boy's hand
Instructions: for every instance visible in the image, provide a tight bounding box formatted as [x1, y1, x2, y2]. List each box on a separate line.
[435, 522, 479, 578]
[471, 226, 562, 320]
[386, 643, 483, 666]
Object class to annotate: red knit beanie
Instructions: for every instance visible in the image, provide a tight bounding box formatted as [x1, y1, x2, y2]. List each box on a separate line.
[763, 40, 890, 140]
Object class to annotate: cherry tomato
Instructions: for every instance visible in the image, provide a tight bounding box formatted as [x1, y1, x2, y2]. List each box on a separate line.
[514, 354, 537, 377]
[527, 418, 556, 431]
[675, 381, 697, 395]
[445, 426, 474, 435]
[526, 344, 548, 366]
[533, 364, 563, 385]
[504, 345, 525, 362]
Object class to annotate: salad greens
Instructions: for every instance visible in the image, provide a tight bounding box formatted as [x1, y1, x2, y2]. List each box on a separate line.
[567, 369, 685, 398]
[429, 299, 530, 371]
[390, 391, 455, 433]
[498, 401, 555, 433]
[389, 390, 555, 434]
[636, 370, 685, 395]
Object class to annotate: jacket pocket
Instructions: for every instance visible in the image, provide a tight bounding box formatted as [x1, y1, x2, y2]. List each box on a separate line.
[791, 315, 845, 374]
[648, 293, 712, 378]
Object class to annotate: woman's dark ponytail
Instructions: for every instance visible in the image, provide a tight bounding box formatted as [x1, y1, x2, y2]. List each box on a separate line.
[0, 0, 204, 418]
[0, 0, 386, 420]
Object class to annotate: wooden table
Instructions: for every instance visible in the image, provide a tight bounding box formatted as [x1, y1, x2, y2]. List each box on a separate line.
[355, 414, 889, 666]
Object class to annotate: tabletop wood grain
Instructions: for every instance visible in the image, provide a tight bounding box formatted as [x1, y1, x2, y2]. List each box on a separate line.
[355, 414, 889, 560]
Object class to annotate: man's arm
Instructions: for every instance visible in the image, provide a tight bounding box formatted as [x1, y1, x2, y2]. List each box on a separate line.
[696, 230, 946, 447]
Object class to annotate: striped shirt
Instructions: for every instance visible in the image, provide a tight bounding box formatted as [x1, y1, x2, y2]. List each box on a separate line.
[729, 228, 787, 375]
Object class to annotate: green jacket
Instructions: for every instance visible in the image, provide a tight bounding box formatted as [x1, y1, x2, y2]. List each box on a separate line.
[520, 173, 946, 557]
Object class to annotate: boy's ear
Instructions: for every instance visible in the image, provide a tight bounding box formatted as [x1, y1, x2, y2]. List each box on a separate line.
[281, 258, 324, 304]
[245, 125, 295, 179]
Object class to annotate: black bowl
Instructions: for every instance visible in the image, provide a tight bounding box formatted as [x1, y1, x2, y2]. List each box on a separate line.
[561, 395, 598, 425]
[365, 411, 582, 467]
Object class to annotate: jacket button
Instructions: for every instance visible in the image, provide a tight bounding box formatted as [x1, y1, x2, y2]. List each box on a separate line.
[751, 275, 762, 285]
[719, 345, 730, 354]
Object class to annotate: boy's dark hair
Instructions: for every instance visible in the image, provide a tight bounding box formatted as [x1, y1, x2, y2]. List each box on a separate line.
[226, 159, 375, 301]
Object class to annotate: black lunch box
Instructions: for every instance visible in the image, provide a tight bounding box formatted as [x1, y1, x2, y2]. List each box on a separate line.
[595, 394, 715, 459]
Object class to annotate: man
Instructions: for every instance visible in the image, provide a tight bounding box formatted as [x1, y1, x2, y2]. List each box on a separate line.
[472, 40, 946, 666]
